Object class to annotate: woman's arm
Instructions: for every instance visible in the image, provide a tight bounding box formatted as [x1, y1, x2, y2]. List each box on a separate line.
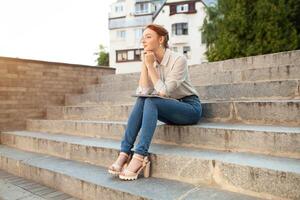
[146, 63, 165, 96]
[139, 63, 153, 88]
[136, 63, 154, 95]
[143, 51, 166, 97]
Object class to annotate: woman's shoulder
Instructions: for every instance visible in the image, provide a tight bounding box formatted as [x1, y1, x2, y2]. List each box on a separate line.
[168, 49, 187, 65]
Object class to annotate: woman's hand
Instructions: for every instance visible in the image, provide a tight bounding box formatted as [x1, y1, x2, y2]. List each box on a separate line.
[143, 51, 156, 68]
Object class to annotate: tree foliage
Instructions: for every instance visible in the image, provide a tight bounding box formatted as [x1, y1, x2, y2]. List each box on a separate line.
[201, 0, 300, 61]
[95, 45, 109, 66]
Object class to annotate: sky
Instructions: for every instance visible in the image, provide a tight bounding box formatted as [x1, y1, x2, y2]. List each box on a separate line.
[0, 0, 216, 66]
[0, 0, 113, 66]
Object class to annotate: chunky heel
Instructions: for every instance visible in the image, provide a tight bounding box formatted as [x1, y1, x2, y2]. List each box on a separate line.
[119, 154, 151, 181]
[143, 161, 151, 178]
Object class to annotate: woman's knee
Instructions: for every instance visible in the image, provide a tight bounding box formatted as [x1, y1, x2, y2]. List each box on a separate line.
[145, 97, 161, 105]
[132, 97, 147, 110]
[143, 98, 159, 109]
[135, 97, 146, 104]
[145, 97, 164, 105]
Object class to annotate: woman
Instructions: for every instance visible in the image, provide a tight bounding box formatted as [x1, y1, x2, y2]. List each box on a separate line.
[108, 24, 202, 181]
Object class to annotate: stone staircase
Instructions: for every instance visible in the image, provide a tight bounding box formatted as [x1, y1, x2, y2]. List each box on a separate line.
[0, 50, 299, 200]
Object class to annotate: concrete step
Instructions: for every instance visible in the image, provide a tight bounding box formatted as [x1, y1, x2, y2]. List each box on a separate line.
[25, 119, 300, 159]
[64, 90, 136, 105]
[1, 132, 299, 200]
[52, 100, 300, 126]
[98, 50, 300, 84]
[189, 49, 300, 72]
[0, 145, 264, 200]
[0, 169, 77, 200]
[68, 80, 300, 105]
[191, 63, 299, 84]
[94, 64, 299, 88]
[89, 80, 300, 100]
[98, 72, 139, 85]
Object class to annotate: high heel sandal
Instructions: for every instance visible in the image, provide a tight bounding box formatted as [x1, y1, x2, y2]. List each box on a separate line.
[119, 154, 150, 180]
[108, 152, 132, 175]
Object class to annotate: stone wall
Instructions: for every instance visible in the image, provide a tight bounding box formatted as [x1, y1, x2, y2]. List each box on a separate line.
[0, 56, 115, 131]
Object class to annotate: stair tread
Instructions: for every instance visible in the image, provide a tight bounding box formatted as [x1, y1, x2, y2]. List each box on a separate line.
[27, 119, 300, 133]
[63, 97, 300, 104]
[95, 78, 300, 85]
[3, 130, 300, 174]
[0, 145, 263, 200]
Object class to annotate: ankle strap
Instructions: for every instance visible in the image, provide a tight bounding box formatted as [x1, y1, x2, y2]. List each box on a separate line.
[133, 154, 148, 162]
[120, 152, 129, 158]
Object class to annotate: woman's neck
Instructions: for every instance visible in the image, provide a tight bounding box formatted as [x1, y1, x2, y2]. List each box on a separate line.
[154, 47, 166, 64]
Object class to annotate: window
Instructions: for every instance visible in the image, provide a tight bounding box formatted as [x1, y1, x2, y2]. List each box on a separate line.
[176, 4, 188, 13]
[115, 5, 123, 13]
[116, 49, 143, 62]
[171, 47, 178, 52]
[128, 50, 134, 60]
[172, 23, 188, 35]
[183, 46, 191, 59]
[169, 2, 196, 15]
[117, 51, 127, 61]
[135, 3, 150, 14]
[117, 30, 126, 39]
[134, 49, 142, 60]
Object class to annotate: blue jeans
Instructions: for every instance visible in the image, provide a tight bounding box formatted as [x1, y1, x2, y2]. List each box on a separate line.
[120, 95, 202, 156]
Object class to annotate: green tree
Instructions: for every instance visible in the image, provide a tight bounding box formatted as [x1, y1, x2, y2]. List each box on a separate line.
[286, 0, 300, 46]
[248, 0, 298, 55]
[95, 45, 109, 66]
[201, 0, 299, 62]
[201, 5, 220, 61]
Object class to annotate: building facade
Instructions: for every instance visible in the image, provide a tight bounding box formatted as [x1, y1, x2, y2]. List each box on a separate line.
[108, 0, 207, 74]
[109, 0, 164, 74]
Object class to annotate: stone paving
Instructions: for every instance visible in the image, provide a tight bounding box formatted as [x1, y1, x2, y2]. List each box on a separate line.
[0, 169, 78, 200]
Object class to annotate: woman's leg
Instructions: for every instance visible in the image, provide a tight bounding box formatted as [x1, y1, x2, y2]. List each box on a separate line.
[134, 97, 202, 156]
[120, 97, 146, 154]
[120, 97, 202, 177]
[109, 97, 148, 174]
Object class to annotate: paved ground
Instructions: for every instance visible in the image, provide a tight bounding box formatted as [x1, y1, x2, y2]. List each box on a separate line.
[0, 169, 78, 200]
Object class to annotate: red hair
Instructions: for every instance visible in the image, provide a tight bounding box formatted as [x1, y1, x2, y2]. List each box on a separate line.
[145, 24, 169, 48]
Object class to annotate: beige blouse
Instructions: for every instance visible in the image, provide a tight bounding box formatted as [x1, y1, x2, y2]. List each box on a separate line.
[136, 48, 199, 99]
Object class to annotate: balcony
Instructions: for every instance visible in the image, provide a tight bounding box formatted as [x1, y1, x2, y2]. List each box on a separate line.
[134, 2, 153, 16]
[109, 15, 153, 29]
[135, 0, 151, 2]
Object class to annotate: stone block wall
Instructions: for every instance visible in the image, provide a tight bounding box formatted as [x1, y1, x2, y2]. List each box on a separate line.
[0, 56, 115, 131]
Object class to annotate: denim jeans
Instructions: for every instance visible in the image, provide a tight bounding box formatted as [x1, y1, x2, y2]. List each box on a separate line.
[120, 95, 202, 156]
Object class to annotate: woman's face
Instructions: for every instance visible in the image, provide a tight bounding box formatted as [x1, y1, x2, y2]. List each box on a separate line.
[141, 28, 162, 51]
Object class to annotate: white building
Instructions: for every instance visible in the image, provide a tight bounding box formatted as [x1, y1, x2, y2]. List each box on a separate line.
[109, 0, 164, 74]
[108, 0, 207, 74]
